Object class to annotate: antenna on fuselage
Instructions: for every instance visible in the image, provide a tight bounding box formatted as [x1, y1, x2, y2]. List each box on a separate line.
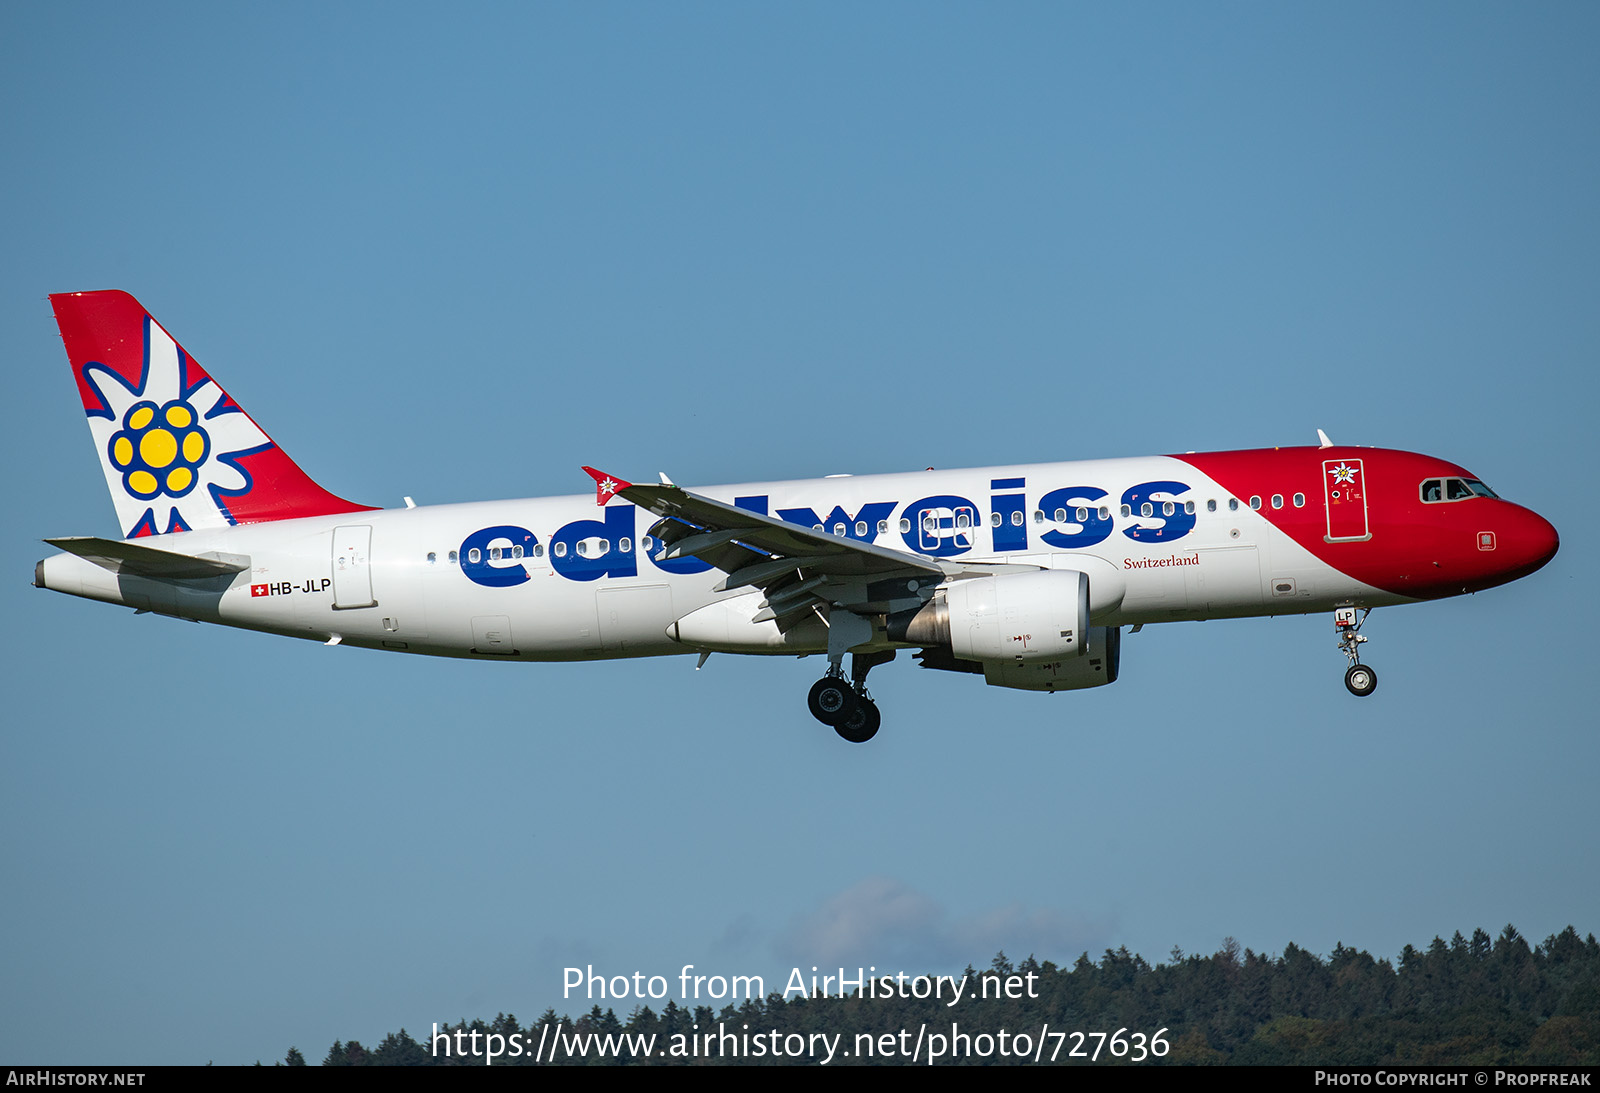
[1316, 429, 1334, 449]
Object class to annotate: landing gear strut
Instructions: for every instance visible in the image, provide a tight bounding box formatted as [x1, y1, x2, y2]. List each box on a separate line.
[807, 650, 893, 743]
[1335, 606, 1377, 697]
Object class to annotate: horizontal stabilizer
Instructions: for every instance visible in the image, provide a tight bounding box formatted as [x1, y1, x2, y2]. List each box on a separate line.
[45, 536, 250, 579]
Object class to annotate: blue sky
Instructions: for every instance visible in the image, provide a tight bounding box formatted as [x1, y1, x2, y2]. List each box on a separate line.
[3, 2, 1596, 1065]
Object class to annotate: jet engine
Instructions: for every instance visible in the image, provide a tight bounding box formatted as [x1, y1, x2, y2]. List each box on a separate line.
[889, 570, 1121, 692]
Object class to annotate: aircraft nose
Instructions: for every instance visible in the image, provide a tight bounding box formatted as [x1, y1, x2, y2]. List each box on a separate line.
[1504, 506, 1559, 579]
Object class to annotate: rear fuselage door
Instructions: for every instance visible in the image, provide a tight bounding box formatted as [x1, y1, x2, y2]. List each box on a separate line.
[332, 525, 377, 609]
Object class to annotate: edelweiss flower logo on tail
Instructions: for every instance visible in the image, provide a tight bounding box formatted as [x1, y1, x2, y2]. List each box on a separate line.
[108, 400, 211, 500]
[53, 290, 377, 540]
[82, 317, 271, 537]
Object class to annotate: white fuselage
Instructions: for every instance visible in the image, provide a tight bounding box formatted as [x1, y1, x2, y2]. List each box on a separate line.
[39, 455, 1394, 660]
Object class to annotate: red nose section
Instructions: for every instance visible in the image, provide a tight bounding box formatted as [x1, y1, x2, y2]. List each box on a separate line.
[1504, 506, 1559, 581]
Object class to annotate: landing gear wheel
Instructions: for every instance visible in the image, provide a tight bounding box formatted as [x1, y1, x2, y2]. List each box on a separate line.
[807, 676, 858, 726]
[1344, 664, 1377, 697]
[835, 698, 881, 744]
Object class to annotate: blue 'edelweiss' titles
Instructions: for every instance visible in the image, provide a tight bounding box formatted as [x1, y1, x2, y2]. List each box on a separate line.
[458, 479, 1199, 588]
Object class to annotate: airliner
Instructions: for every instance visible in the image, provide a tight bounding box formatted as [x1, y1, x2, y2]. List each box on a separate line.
[36, 291, 1560, 742]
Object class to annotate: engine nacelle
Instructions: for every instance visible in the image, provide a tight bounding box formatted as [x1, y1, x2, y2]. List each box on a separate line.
[910, 625, 1121, 691]
[981, 625, 1120, 691]
[889, 569, 1090, 664]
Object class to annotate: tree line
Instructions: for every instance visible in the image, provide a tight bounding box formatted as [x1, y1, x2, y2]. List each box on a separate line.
[287, 924, 1598, 1065]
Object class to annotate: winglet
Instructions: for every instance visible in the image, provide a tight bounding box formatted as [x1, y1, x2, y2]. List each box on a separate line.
[582, 466, 633, 506]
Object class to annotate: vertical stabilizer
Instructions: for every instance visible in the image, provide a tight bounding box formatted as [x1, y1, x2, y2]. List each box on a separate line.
[51, 290, 376, 538]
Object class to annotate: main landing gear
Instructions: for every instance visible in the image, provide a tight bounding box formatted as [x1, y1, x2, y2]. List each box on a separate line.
[1335, 606, 1377, 697]
[807, 651, 892, 743]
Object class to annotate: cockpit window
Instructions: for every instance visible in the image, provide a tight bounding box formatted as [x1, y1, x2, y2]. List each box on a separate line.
[1422, 476, 1499, 503]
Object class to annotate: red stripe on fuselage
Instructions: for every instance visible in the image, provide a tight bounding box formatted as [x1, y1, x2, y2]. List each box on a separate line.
[1173, 448, 1558, 600]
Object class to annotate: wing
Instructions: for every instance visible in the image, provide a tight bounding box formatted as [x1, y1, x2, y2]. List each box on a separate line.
[582, 467, 1036, 626]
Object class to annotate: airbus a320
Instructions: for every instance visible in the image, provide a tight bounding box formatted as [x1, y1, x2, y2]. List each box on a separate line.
[36, 291, 1560, 742]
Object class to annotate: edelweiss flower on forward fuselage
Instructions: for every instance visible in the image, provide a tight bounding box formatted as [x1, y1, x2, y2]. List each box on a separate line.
[1328, 461, 1359, 486]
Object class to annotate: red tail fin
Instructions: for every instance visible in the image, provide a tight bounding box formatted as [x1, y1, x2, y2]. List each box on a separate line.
[51, 290, 376, 538]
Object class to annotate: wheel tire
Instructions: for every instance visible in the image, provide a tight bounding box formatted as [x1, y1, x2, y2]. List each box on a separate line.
[1344, 664, 1378, 697]
[807, 677, 858, 726]
[835, 699, 881, 744]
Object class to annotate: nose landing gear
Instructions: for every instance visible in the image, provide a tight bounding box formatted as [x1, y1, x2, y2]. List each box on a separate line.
[1344, 663, 1378, 697]
[1335, 606, 1377, 697]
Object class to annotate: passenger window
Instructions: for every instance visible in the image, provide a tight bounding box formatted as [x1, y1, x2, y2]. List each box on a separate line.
[900, 518, 911, 533]
[878, 519, 889, 533]
[854, 521, 867, 537]
[577, 542, 588, 556]
[489, 547, 501, 561]
[1228, 498, 1239, 512]
[1271, 495, 1283, 509]
[1293, 493, 1305, 508]
[641, 536, 653, 553]
[955, 514, 970, 530]
[1121, 505, 1131, 518]
[834, 522, 848, 536]
[427, 552, 437, 565]
[448, 550, 458, 564]
[1185, 500, 1195, 514]
[1207, 499, 1217, 513]
[1249, 496, 1262, 510]
[534, 544, 545, 558]
[1076, 506, 1088, 522]
[1162, 501, 1175, 516]
[1011, 511, 1024, 526]
[1099, 506, 1110, 520]
[468, 548, 481, 563]
[512, 545, 523, 559]
[619, 537, 631, 553]
[990, 512, 1001, 527]
[1141, 503, 1153, 518]
[596, 540, 609, 556]
[1033, 510, 1044, 523]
